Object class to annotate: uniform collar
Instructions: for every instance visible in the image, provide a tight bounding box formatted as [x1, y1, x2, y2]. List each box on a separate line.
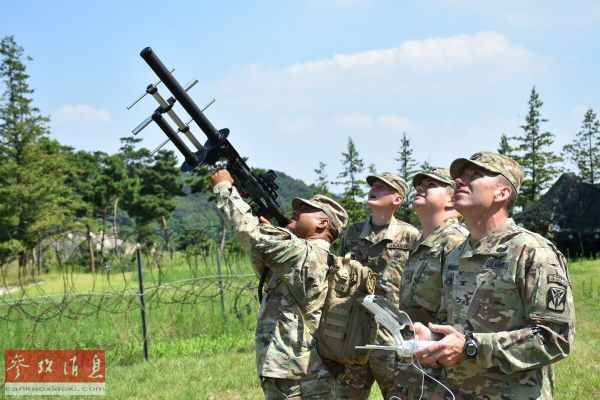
[418, 217, 461, 249]
[309, 238, 331, 252]
[359, 216, 402, 243]
[461, 218, 518, 258]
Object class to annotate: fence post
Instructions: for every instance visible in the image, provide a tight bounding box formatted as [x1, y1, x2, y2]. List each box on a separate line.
[215, 248, 227, 323]
[136, 245, 149, 361]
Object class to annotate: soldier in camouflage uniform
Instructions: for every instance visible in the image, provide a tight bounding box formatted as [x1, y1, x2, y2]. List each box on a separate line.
[335, 172, 420, 400]
[414, 152, 575, 400]
[211, 169, 349, 400]
[397, 168, 468, 399]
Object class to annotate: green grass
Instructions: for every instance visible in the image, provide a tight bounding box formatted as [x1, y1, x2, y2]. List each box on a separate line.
[1, 252, 253, 298]
[0, 258, 598, 399]
[553, 259, 600, 399]
[106, 352, 263, 399]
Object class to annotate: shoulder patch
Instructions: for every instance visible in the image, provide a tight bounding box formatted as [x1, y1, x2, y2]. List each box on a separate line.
[547, 286, 567, 313]
[547, 273, 568, 287]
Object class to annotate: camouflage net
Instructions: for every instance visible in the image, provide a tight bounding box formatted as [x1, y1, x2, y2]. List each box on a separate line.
[515, 173, 600, 257]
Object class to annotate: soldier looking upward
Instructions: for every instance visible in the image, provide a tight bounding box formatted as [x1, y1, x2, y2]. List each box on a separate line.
[397, 168, 468, 399]
[211, 169, 348, 400]
[335, 172, 420, 400]
[414, 152, 575, 400]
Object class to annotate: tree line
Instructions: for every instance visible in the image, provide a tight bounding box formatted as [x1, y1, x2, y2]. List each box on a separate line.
[0, 36, 197, 276]
[498, 87, 600, 206]
[318, 87, 600, 224]
[314, 86, 600, 223]
[2, 35, 599, 275]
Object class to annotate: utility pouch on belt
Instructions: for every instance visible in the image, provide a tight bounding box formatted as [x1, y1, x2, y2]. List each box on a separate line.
[316, 253, 377, 365]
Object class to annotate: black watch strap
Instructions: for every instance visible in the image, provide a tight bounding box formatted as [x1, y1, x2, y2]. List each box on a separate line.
[464, 332, 478, 359]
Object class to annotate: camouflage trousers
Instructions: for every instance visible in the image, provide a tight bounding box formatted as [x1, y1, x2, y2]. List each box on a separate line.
[429, 390, 476, 400]
[260, 374, 335, 399]
[396, 363, 445, 400]
[335, 350, 411, 400]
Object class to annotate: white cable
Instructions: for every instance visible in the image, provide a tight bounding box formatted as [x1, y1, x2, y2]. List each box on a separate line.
[395, 309, 456, 400]
[409, 361, 456, 400]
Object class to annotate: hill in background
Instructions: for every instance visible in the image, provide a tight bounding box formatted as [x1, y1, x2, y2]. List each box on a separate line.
[170, 169, 319, 238]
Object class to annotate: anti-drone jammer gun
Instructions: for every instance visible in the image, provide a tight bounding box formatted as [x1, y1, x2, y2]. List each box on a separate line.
[129, 47, 289, 227]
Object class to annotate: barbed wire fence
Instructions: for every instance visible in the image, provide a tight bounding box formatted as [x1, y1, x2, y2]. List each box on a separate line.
[0, 274, 257, 322]
[0, 233, 262, 365]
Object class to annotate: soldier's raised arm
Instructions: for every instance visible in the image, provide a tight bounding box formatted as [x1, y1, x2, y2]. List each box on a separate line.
[212, 171, 306, 271]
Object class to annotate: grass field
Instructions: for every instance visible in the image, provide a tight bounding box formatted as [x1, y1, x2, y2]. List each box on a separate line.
[1, 257, 598, 399]
[553, 259, 600, 399]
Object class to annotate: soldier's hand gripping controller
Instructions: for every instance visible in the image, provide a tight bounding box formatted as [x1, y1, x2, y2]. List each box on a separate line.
[355, 295, 435, 357]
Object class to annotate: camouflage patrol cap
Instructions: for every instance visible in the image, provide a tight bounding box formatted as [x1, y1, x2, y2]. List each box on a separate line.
[412, 167, 454, 188]
[450, 151, 524, 193]
[366, 172, 409, 197]
[292, 194, 348, 234]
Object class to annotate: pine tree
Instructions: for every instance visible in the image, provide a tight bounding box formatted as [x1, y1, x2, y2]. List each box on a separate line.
[0, 36, 76, 272]
[119, 135, 151, 176]
[113, 135, 153, 249]
[62, 149, 106, 272]
[367, 163, 377, 175]
[498, 133, 514, 156]
[95, 153, 130, 258]
[394, 132, 418, 222]
[62, 149, 135, 267]
[313, 161, 330, 195]
[512, 87, 562, 204]
[419, 160, 433, 171]
[337, 137, 367, 224]
[130, 149, 184, 253]
[395, 132, 418, 182]
[563, 108, 600, 184]
[115, 139, 185, 254]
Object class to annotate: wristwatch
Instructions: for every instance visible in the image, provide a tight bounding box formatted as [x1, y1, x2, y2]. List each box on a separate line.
[463, 332, 478, 359]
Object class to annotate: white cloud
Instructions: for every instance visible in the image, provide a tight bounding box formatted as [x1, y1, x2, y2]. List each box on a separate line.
[56, 104, 112, 123]
[217, 31, 543, 116]
[213, 31, 544, 183]
[378, 116, 411, 131]
[287, 31, 539, 75]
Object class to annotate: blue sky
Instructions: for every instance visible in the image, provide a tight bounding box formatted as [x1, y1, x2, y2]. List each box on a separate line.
[2, 1, 599, 185]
